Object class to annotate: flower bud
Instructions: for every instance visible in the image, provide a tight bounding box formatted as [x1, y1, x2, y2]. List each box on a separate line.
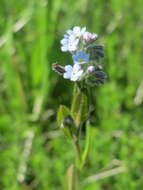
[87, 45, 104, 61]
[85, 65, 107, 86]
[94, 71, 107, 79]
[87, 65, 103, 73]
[87, 66, 96, 73]
[61, 115, 76, 137]
[83, 32, 98, 43]
[52, 63, 65, 75]
[63, 115, 74, 127]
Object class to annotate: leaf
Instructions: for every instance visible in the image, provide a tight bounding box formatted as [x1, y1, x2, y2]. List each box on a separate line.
[57, 105, 70, 126]
[57, 105, 74, 138]
[71, 85, 89, 127]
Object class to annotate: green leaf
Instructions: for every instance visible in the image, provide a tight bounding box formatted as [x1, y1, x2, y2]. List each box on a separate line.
[71, 85, 89, 127]
[57, 105, 70, 126]
[57, 105, 74, 138]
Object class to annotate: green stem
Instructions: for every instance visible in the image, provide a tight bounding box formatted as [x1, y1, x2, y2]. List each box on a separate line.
[73, 136, 81, 168]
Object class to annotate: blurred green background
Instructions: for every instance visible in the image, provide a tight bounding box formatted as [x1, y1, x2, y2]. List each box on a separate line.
[0, 0, 143, 189]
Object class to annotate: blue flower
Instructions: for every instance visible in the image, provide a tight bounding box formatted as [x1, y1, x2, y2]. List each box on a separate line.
[63, 64, 83, 81]
[72, 51, 90, 65]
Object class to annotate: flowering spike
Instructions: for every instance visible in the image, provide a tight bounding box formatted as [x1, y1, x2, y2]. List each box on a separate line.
[53, 26, 107, 86]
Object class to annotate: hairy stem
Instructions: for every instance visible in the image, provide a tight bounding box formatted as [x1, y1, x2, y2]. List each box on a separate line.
[73, 136, 81, 168]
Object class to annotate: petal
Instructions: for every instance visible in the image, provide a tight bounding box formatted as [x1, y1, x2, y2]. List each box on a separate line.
[81, 27, 86, 34]
[70, 75, 78, 81]
[72, 54, 79, 62]
[77, 51, 83, 57]
[77, 70, 83, 77]
[70, 70, 83, 81]
[68, 44, 77, 51]
[73, 64, 81, 71]
[85, 53, 90, 60]
[67, 30, 73, 35]
[61, 46, 68, 52]
[61, 38, 68, 45]
[63, 72, 71, 79]
[65, 65, 73, 72]
[73, 26, 81, 33]
[64, 34, 68, 38]
[72, 51, 88, 63]
[78, 51, 90, 61]
[68, 35, 76, 41]
[75, 38, 79, 44]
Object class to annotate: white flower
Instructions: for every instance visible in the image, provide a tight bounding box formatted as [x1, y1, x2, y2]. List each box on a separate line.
[63, 64, 83, 81]
[61, 35, 79, 52]
[67, 26, 86, 38]
[60, 26, 86, 52]
[72, 51, 90, 65]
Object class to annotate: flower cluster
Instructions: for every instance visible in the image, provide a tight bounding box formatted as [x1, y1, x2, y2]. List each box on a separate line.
[53, 26, 107, 86]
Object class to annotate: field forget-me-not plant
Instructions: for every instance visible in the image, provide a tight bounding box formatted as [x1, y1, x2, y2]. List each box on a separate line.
[52, 26, 107, 188]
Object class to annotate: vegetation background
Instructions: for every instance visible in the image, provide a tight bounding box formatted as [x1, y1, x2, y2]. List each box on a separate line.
[0, 0, 143, 189]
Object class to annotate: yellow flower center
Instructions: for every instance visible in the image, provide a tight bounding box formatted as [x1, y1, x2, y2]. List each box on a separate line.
[76, 33, 81, 38]
[79, 59, 84, 62]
